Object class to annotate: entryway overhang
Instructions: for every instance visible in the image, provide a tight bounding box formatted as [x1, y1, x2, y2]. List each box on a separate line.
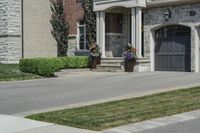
[94, 0, 146, 58]
[93, 0, 147, 11]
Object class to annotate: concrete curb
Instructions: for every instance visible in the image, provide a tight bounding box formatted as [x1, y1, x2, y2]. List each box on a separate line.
[102, 109, 200, 133]
[11, 109, 200, 133]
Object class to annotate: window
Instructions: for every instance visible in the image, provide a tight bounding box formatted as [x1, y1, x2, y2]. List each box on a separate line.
[78, 23, 88, 50]
[105, 13, 123, 33]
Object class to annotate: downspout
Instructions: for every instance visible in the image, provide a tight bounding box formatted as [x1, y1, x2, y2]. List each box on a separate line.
[21, 0, 24, 58]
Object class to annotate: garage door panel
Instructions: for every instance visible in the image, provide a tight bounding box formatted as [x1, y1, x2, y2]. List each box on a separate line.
[155, 25, 191, 72]
[173, 55, 185, 71]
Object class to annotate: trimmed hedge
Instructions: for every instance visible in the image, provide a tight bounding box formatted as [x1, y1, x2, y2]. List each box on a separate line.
[19, 57, 89, 77]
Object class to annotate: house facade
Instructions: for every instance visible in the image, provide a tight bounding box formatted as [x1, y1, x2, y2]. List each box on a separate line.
[94, 0, 200, 72]
[1, 0, 200, 73]
[65, 0, 86, 56]
[0, 0, 57, 64]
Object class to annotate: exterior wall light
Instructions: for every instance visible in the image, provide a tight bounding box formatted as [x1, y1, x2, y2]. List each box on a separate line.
[164, 8, 172, 21]
[190, 10, 197, 16]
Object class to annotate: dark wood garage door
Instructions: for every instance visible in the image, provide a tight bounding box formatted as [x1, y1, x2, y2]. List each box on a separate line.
[155, 25, 191, 72]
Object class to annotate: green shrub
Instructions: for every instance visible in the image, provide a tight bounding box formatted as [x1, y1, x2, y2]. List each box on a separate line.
[65, 57, 89, 68]
[19, 57, 89, 77]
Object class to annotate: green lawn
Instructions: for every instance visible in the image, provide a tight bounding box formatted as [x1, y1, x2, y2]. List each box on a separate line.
[0, 64, 41, 81]
[27, 87, 200, 131]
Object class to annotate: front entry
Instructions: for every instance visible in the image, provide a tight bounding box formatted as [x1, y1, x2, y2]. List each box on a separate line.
[105, 12, 128, 57]
[155, 25, 191, 72]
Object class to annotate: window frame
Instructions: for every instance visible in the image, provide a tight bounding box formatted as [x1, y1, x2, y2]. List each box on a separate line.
[77, 23, 88, 50]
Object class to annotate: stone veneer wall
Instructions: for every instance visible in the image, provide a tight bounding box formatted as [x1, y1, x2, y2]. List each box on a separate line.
[134, 58, 151, 72]
[143, 3, 200, 71]
[148, 0, 198, 6]
[67, 36, 77, 56]
[0, 0, 21, 64]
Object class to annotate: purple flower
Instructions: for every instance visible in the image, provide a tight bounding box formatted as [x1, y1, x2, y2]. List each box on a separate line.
[126, 52, 133, 61]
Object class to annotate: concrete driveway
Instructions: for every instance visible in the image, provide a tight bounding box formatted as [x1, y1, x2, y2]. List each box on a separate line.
[0, 71, 200, 115]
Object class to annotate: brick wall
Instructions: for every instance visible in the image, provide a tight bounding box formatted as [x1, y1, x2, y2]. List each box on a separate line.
[65, 0, 84, 35]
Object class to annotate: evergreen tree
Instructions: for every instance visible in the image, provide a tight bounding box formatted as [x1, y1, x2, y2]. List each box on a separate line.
[82, 0, 96, 46]
[50, 0, 69, 56]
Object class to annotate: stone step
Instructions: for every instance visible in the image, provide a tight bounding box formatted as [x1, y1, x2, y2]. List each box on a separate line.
[100, 63, 122, 66]
[96, 57, 125, 72]
[95, 69, 123, 72]
[96, 65, 123, 72]
[97, 64, 122, 69]
[101, 57, 123, 60]
[100, 58, 123, 66]
[100, 61, 123, 66]
[96, 57, 150, 72]
[101, 60, 123, 63]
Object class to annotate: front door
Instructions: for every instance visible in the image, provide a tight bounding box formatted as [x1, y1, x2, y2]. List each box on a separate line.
[105, 13, 123, 57]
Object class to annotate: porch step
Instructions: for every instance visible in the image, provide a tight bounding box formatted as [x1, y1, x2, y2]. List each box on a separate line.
[95, 68, 123, 72]
[95, 57, 151, 72]
[100, 60, 123, 66]
[96, 58, 124, 72]
[101, 57, 123, 60]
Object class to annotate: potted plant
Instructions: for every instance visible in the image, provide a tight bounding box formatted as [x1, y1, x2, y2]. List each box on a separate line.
[89, 43, 101, 70]
[122, 44, 137, 72]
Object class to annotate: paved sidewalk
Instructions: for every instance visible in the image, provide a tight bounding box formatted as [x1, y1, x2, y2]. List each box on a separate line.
[2, 109, 200, 133]
[0, 115, 98, 133]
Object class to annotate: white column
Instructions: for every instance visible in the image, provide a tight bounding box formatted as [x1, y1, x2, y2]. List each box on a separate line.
[96, 12, 100, 46]
[131, 8, 136, 48]
[100, 11, 106, 58]
[195, 28, 199, 73]
[136, 7, 142, 58]
[150, 30, 155, 71]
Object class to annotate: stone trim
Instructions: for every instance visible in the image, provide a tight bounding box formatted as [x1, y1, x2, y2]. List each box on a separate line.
[68, 35, 77, 39]
[0, 35, 21, 38]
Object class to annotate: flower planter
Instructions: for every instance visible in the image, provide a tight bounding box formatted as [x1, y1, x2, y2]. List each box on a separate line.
[122, 44, 137, 72]
[89, 44, 101, 69]
[97, 56, 101, 65]
[90, 56, 98, 69]
[124, 60, 135, 72]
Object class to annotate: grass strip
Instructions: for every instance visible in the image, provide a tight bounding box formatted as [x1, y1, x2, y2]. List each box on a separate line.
[27, 87, 200, 131]
[0, 64, 41, 81]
